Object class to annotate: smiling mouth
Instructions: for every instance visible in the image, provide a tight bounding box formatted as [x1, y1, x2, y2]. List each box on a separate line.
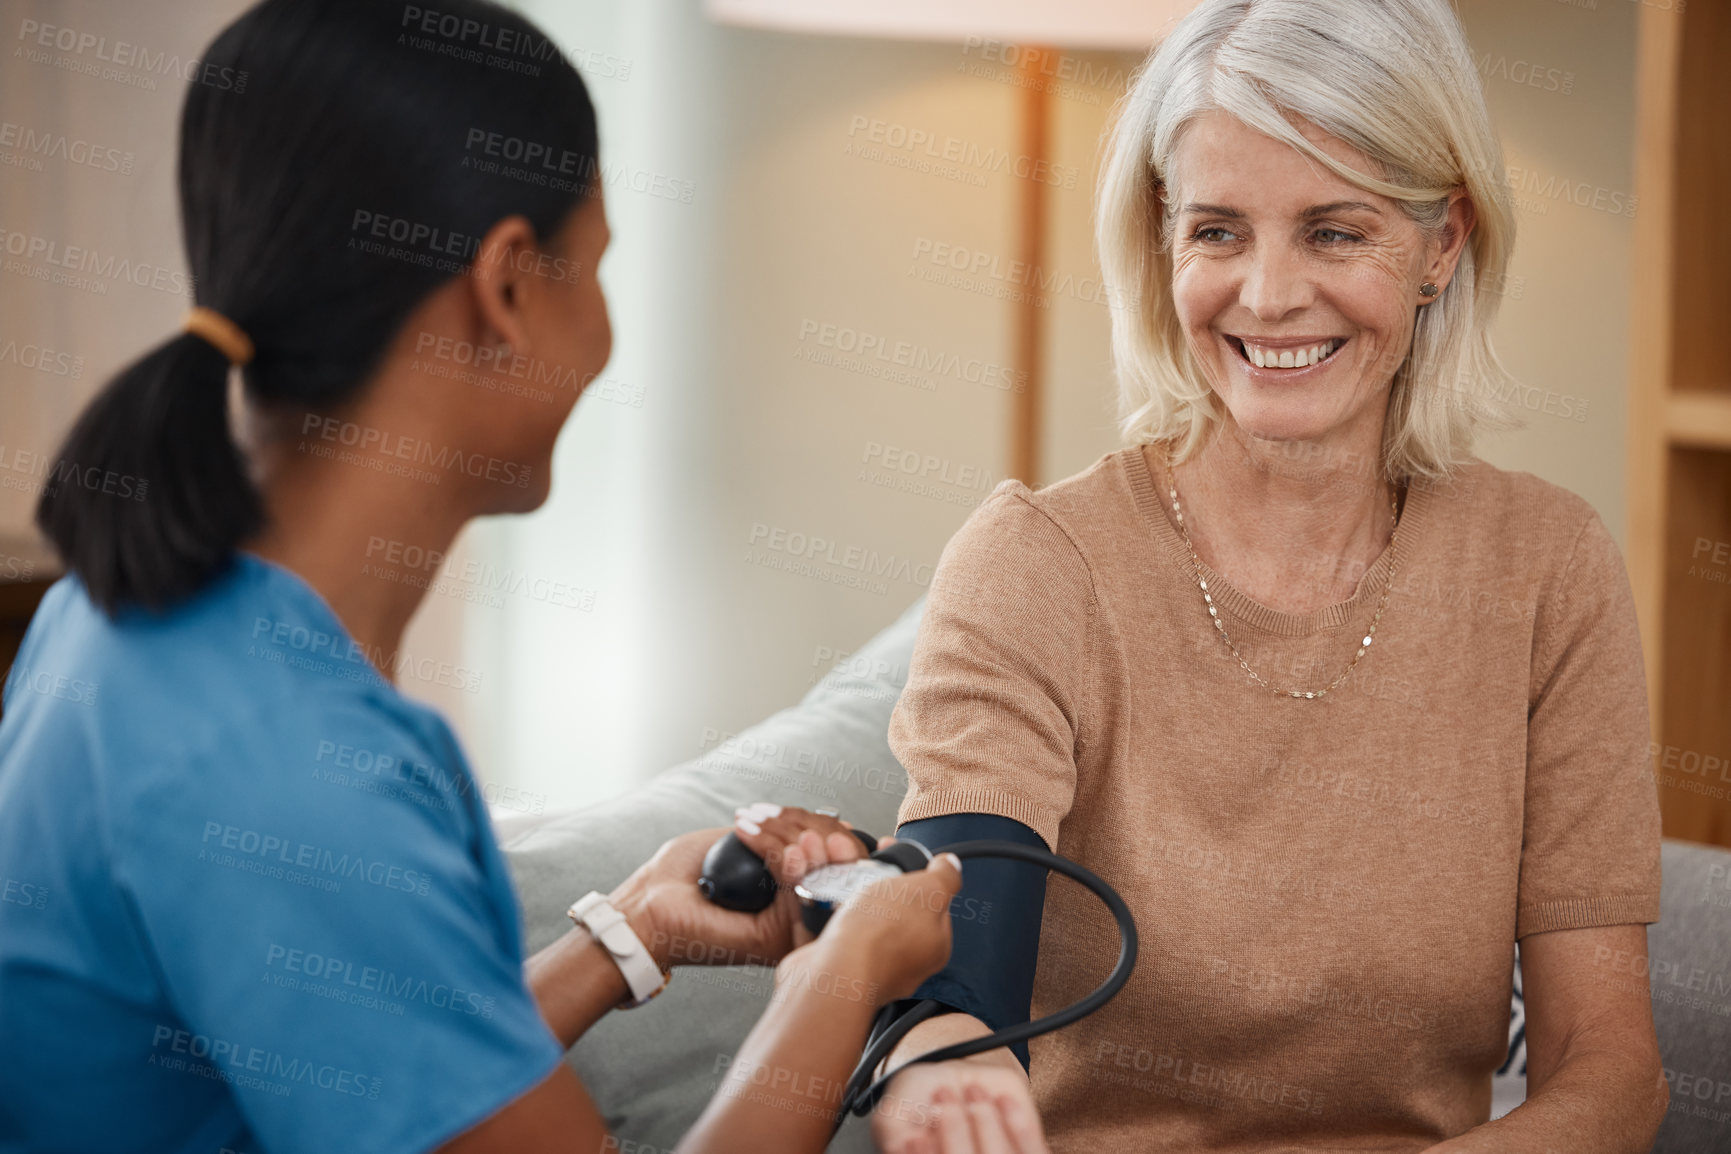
[1228, 336, 1346, 370]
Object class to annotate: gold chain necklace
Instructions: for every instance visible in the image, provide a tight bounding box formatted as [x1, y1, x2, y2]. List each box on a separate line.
[1162, 450, 1405, 700]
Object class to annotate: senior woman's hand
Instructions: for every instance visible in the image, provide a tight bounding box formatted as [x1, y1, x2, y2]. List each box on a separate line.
[607, 803, 870, 971]
[873, 1020, 1052, 1154]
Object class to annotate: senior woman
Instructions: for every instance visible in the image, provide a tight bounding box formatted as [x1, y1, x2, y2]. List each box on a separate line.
[871, 0, 1666, 1152]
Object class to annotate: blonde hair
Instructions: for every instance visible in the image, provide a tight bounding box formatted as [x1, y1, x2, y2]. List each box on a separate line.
[1095, 0, 1519, 480]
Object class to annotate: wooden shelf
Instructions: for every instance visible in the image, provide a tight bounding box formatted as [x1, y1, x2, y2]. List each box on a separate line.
[1664, 393, 1731, 451]
[1629, 1, 1731, 848]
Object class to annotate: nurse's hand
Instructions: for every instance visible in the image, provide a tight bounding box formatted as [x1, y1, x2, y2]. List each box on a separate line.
[607, 804, 871, 971]
[773, 847, 963, 1004]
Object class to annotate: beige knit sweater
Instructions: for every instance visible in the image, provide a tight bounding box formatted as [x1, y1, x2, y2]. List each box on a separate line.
[890, 444, 1661, 1151]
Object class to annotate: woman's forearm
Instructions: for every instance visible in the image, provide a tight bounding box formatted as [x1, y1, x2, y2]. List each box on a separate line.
[1425, 1048, 1668, 1154]
[886, 1011, 1025, 1079]
[676, 961, 883, 1154]
[524, 926, 639, 1049]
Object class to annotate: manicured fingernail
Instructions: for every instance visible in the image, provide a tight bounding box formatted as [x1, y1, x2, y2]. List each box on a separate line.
[736, 817, 761, 835]
[743, 802, 780, 821]
[941, 852, 963, 876]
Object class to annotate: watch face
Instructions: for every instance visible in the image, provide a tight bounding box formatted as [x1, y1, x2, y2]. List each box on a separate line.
[794, 860, 904, 911]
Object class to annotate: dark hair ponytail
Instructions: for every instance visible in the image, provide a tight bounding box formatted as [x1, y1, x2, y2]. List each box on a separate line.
[37, 0, 598, 614]
[38, 334, 262, 610]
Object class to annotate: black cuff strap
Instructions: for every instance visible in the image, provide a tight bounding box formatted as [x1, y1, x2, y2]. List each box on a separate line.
[897, 812, 1051, 1072]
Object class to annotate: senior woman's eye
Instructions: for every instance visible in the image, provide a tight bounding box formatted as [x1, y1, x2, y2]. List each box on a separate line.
[1311, 227, 1363, 245]
[1189, 225, 1239, 244]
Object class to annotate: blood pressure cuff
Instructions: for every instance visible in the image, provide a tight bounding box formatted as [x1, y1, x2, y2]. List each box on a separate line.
[893, 812, 1048, 1072]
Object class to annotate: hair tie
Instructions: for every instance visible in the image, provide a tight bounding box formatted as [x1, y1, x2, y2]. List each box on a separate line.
[183, 306, 255, 366]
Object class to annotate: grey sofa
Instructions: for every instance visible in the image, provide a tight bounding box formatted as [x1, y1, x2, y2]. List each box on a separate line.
[497, 597, 1731, 1154]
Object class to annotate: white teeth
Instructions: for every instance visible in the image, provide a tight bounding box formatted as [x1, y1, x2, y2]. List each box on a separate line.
[1241, 338, 1338, 369]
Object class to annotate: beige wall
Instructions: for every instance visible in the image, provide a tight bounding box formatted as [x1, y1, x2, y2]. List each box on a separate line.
[0, 0, 1643, 812]
[0, 0, 249, 535]
[1455, 0, 1639, 529]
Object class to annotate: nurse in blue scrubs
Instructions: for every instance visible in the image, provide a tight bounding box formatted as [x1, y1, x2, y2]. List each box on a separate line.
[0, 2, 967, 1152]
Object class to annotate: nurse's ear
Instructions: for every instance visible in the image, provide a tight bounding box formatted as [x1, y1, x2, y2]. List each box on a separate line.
[465, 215, 541, 356]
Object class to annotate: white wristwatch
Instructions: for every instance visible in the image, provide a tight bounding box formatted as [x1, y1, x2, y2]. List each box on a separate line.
[567, 892, 670, 1009]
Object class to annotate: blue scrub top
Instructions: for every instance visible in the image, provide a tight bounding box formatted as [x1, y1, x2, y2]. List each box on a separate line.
[0, 554, 564, 1153]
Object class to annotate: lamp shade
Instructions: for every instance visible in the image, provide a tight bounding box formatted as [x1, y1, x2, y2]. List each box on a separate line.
[703, 0, 1188, 49]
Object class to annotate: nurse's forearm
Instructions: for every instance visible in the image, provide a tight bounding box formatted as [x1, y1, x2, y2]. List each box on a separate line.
[524, 927, 639, 1049]
[675, 957, 882, 1154]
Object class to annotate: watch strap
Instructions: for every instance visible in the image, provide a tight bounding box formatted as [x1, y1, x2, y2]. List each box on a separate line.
[568, 892, 669, 1008]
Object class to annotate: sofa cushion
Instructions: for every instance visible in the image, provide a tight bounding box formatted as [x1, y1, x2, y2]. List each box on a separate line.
[498, 597, 925, 1153]
[1645, 838, 1731, 1153]
[1487, 838, 1731, 1153]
